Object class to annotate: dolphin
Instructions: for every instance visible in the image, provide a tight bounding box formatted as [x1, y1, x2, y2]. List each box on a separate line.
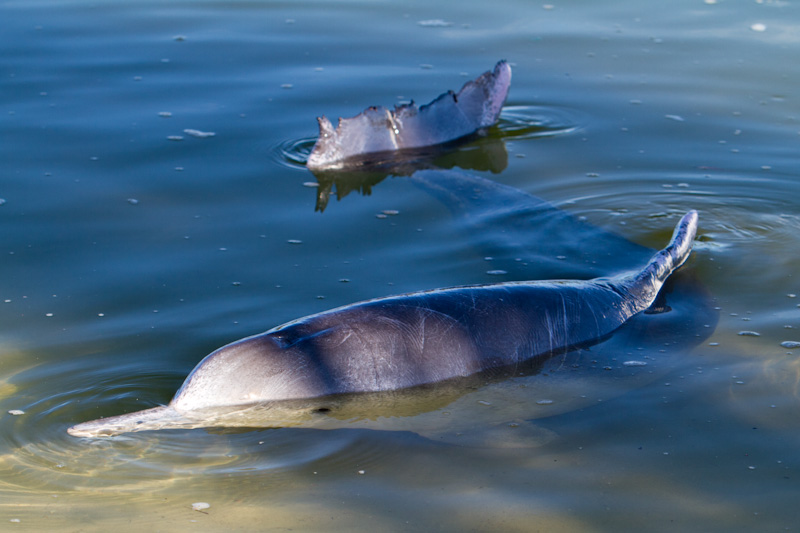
[306, 61, 512, 170]
[68, 210, 698, 438]
[408, 168, 654, 280]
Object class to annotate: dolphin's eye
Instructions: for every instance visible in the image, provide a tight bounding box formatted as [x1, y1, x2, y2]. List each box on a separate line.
[314, 407, 331, 413]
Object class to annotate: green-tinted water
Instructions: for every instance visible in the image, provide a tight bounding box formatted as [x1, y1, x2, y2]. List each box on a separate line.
[2, 0, 799, 530]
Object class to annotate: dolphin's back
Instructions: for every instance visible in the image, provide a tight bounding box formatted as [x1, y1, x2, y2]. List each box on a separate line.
[271, 282, 628, 395]
[264, 210, 699, 395]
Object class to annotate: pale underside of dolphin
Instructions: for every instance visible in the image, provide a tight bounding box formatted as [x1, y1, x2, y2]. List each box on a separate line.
[306, 60, 512, 170]
[67, 210, 698, 438]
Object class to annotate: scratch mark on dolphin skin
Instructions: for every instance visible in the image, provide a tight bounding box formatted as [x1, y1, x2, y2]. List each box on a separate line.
[561, 292, 569, 349]
[544, 309, 555, 354]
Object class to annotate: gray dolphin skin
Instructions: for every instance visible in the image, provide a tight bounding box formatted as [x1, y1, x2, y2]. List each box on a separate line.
[306, 60, 512, 170]
[67, 210, 698, 438]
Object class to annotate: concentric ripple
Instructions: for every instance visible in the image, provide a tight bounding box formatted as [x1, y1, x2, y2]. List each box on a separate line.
[0, 359, 368, 495]
[273, 137, 317, 169]
[496, 105, 583, 140]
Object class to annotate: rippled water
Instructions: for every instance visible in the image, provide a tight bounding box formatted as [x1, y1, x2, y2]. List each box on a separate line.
[2, 0, 799, 530]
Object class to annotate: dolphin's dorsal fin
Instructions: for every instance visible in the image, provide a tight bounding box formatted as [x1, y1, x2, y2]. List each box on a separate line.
[646, 210, 698, 283]
[620, 210, 699, 316]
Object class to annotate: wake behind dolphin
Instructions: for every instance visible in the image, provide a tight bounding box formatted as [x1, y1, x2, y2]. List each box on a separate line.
[68, 210, 698, 438]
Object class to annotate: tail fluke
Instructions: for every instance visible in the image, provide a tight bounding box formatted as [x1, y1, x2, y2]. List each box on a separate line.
[307, 61, 512, 170]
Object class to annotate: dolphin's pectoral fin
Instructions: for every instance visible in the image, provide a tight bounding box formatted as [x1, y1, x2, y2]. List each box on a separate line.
[415, 418, 557, 449]
[644, 287, 672, 315]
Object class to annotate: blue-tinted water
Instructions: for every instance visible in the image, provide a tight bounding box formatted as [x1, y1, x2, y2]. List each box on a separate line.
[2, 0, 799, 530]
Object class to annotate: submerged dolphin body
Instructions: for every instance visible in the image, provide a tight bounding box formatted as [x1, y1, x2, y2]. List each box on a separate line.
[68, 210, 698, 438]
[409, 168, 654, 280]
[306, 61, 512, 170]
